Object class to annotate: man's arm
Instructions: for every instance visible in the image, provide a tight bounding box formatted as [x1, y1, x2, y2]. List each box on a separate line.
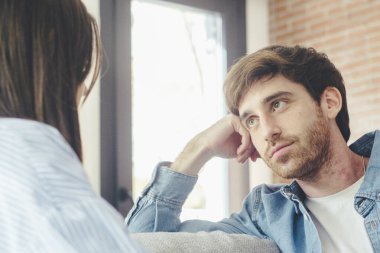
[170, 114, 259, 176]
[126, 164, 267, 237]
[126, 114, 262, 235]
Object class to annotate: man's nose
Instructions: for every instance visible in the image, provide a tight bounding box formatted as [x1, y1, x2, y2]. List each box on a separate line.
[262, 116, 281, 144]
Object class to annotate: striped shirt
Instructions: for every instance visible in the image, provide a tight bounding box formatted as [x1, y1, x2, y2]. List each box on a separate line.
[0, 118, 148, 253]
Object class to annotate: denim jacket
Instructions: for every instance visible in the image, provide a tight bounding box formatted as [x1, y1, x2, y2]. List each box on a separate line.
[126, 130, 380, 253]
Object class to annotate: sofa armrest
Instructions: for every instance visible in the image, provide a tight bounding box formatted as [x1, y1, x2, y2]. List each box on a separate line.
[131, 231, 280, 253]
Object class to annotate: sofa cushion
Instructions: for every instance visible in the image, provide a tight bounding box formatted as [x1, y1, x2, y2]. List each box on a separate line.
[131, 231, 280, 253]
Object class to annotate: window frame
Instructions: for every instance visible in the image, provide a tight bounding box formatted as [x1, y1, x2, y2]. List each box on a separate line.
[100, 0, 246, 215]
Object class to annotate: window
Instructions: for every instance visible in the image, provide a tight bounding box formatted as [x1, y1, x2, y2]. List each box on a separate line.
[132, 0, 227, 220]
[100, 0, 246, 217]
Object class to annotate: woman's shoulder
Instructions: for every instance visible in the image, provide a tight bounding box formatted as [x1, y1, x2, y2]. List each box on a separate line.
[0, 118, 94, 204]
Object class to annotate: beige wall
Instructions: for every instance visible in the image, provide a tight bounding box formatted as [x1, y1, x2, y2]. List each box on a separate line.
[79, 0, 101, 192]
[245, 0, 273, 189]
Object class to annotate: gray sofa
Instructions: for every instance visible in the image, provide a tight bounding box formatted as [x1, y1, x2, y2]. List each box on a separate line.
[131, 231, 280, 253]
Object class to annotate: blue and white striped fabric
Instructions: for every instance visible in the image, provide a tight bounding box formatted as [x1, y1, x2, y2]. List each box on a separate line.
[0, 118, 148, 253]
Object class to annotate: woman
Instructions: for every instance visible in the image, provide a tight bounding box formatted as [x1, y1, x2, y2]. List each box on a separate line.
[0, 1, 146, 252]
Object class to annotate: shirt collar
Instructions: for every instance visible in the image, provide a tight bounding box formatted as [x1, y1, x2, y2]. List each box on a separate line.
[354, 130, 380, 202]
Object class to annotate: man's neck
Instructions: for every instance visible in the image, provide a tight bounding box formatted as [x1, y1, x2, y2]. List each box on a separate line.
[296, 137, 367, 198]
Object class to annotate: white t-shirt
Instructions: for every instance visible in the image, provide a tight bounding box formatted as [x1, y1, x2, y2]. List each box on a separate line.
[304, 177, 373, 253]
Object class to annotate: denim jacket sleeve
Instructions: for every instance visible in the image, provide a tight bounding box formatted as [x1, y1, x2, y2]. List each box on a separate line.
[125, 162, 268, 238]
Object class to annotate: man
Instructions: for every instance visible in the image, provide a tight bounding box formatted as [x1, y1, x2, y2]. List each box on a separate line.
[126, 45, 379, 252]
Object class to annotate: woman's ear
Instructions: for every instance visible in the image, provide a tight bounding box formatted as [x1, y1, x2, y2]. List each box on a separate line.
[320, 87, 342, 119]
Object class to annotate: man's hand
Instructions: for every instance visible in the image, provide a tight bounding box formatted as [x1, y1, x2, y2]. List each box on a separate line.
[170, 114, 260, 176]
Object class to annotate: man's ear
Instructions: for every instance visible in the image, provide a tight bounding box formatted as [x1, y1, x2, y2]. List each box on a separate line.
[320, 87, 342, 119]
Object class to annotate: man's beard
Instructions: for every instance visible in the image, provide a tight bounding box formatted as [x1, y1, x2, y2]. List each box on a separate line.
[264, 108, 331, 181]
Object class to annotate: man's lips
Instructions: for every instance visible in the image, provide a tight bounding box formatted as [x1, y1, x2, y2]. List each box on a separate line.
[269, 143, 294, 158]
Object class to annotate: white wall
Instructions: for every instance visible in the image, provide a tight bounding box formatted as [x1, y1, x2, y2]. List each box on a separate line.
[79, 0, 101, 192]
[246, 0, 269, 53]
[245, 0, 273, 187]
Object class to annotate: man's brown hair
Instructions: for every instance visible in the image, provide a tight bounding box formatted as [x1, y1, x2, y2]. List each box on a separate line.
[224, 45, 350, 142]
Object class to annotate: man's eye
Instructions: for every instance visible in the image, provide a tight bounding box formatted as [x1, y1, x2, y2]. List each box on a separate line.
[246, 118, 257, 128]
[272, 101, 285, 111]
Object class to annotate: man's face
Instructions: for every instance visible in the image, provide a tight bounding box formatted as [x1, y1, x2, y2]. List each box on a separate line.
[238, 75, 331, 180]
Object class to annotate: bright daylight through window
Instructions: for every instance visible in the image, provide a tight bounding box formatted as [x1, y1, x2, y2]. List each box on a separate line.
[131, 0, 228, 221]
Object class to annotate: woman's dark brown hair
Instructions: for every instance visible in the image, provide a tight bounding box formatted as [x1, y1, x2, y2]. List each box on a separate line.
[224, 45, 350, 142]
[0, 0, 101, 160]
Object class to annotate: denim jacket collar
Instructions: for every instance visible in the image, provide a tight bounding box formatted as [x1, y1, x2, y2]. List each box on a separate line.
[353, 130, 380, 216]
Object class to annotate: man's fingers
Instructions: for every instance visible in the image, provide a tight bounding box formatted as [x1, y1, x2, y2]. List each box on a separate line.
[236, 144, 255, 163]
[234, 121, 252, 156]
[250, 148, 261, 162]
